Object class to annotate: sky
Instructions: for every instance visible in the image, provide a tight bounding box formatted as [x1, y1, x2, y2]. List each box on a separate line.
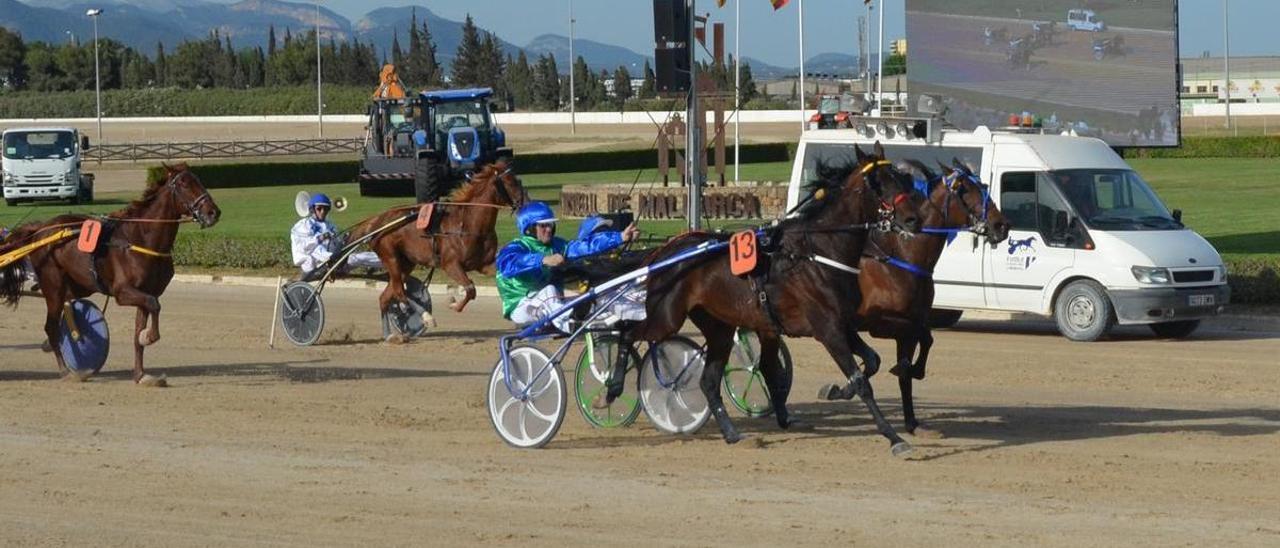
[315, 0, 1280, 68]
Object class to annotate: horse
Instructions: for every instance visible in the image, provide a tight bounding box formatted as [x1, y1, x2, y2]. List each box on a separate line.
[629, 143, 924, 456]
[0, 163, 221, 385]
[821, 159, 1010, 436]
[345, 160, 527, 336]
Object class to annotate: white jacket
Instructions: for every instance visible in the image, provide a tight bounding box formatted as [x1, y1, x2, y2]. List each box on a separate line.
[290, 216, 338, 273]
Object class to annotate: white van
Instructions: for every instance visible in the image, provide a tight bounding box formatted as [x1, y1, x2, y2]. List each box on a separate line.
[786, 123, 1230, 341]
[1067, 9, 1106, 32]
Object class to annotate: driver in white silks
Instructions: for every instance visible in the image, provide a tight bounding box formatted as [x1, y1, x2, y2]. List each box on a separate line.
[290, 193, 382, 276]
[495, 201, 643, 334]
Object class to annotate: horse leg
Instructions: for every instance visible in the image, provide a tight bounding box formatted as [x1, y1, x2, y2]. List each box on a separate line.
[689, 309, 742, 444]
[756, 332, 797, 430]
[379, 253, 412, 342]
[442, 262, 476, 312]
[39, 280, 74, 378]
[910, 325, 933, 381]
[112, 287, 164, 385]
[815, 319, 912, 456]
[820, 330, 881, 401]
[891, 333, 921, 434]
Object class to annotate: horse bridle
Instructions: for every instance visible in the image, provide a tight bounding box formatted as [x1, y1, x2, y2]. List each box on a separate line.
[164, 170, 215, 228]
[469, 166, 525, 212]
[860, 159, 915, 235]
[940, 169, 991, 236]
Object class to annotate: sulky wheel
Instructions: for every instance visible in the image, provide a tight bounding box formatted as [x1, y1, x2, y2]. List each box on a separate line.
[383, 276, 434, 339]
[722, 329, 793, 418]
[573, 333, 642, 429]
[487, 346, 566, 449]
[59, 299, 110, 376]
[280, 281, 325, 346]
[638, 335, 710, 435]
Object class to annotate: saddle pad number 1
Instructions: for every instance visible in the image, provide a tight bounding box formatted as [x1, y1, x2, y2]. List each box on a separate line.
[729, 230, 758, 276]
[415, 203, 436, 231]
[77, 220, 103, 253]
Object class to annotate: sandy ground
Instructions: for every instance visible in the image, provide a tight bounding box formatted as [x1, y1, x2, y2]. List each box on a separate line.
[1, 282, 1278, 546]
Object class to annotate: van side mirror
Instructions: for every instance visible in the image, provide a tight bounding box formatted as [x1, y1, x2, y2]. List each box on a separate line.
[1171, 209, 1182, 223]
[80, 136, 90, 151]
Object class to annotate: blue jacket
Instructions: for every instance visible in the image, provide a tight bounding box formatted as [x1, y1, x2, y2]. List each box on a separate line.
[495, 230, 625, 317]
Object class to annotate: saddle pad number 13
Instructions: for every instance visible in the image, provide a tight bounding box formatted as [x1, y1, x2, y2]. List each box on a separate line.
[729, 230, 758, 276]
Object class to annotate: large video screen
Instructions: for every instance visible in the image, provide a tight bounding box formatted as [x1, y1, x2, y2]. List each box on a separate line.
[906, 0, 1179, 147]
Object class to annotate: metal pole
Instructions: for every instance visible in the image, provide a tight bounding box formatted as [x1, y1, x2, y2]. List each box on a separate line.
[1223, 0, 1231, 130]
[92, 14, 102, 143]
[316, 2, 324, 138]
[569, 0, 576, 134]
[686, 0, 701, 230]
[877, 0, 885, 110]
[733, 0, 739, 183]
[864, 2, 871, 102]
[798, 0, 806, 131]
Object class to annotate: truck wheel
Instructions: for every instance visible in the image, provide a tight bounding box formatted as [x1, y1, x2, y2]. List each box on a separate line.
[927, 309, 963, 329]
[4, 199, 16, 207]
[1149, 320, 1200, 339]
[1054, 280, 1115, 342]
[81, 184, 93, 204]
[414, 156, 441, 204]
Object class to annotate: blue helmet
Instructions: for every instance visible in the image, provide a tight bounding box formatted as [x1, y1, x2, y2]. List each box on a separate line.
[576, 215, 613, 241]
[308, 193, 332, 210]
[516, 201, 557, 235]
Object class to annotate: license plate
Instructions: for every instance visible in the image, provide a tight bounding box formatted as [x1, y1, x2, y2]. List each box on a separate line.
[1188, 294, 1215, 307]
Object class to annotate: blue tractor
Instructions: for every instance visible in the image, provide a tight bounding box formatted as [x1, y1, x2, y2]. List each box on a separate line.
[358, 87, 512, 201]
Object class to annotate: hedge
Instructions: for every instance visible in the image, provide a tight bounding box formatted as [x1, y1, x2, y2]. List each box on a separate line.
[1224, 257, 1280, 305]
[146, 143, 793, 187]
[1122, 136, 1280, 158]
[0, 86, 374, 119]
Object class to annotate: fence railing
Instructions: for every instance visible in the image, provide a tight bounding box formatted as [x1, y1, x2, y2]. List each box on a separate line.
[85, 138, 364, 162]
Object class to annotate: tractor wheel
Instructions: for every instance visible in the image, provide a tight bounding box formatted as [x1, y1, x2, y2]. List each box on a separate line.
[414, 156, 442, 204]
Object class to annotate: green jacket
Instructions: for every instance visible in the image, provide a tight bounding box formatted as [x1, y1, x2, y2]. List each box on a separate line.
[495, 236, 566, 318]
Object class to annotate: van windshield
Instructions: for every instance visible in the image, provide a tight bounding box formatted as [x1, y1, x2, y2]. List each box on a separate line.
[3, 131, 77, 160]
[799, 142, 984, 197]
[1048, 169, 1180, 230]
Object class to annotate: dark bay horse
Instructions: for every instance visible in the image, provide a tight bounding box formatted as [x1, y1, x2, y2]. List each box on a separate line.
[823, 160, 1010, 435]
[0, 163, 221, 385]
[630, 144, 924, 456]
[345, 160, 527, 333]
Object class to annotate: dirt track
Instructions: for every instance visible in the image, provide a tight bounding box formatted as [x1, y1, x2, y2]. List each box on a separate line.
[1, 282, 1278, 546]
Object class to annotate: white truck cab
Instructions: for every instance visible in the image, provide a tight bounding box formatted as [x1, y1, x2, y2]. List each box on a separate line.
[2, 127, 95, 206]
[1067, 9, 1106, 32]
[787, 122, 1229, 341]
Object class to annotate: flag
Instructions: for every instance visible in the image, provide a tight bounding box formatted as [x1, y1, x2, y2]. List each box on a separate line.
[771, 0, 790, 10]
[717, 0, 727, 7]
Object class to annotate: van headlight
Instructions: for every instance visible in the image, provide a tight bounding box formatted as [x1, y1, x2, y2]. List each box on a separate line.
[1218, 265, 1229, 282]
[1131, 266, 1171, 284]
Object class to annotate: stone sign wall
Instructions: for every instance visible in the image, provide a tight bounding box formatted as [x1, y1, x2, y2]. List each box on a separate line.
[560, 183, 789, 220]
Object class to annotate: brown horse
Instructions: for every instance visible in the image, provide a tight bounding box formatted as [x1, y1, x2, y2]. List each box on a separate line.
[630, 144, 923, 456]
[345, 160, 527, 333]
[823, 160, 1010, 435]
[0, 163, 221, 384]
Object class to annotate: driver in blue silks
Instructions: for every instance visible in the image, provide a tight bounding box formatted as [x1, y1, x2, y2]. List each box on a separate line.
[496, 201, 641, 334]
[289, 193, 382, 276]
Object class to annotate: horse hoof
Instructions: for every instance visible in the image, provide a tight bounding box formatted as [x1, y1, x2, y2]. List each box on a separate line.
[41, 339, 53, 353]
[911, 369, 927, 381]
[61, 372, 89, 383]
[889, 364, 906, 378]
[385, 334, 409, 345]
[890, 441, 914, 458]
[781, 419, 813, 432]
[449, 302, 464, 313]
[421, 312, 437, 328]
[818, 383, 850, 401]
[138, 332, 160, 347]
[137, 374, 168, 388]
[724, 432, 744, 445]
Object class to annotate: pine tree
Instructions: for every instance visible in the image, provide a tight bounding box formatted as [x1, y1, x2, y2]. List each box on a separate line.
[638, 60, 655, 99]
[267, 25, 276, 58]
[739, 61, 758, 104]
[390, 32, 404, 72]
[450, 14, 483, 87]
[532, 54, 560, 110]
[154, 41, 166, 87]
[0, 27, 26, 90]
[612, 65, 632, 109]
[283, 27, 292, 47]
[505, 50, 532, 110]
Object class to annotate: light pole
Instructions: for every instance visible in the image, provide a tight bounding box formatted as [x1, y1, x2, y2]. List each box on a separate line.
[798, 0, 806, 131]
[569, 0, 576, 134]
[1223, 0, 1231, 131]
[86, 9, 103, 144]
[877, 0, 885, 110]
[733, 0, 739, 183]
[315, 1, 324, 138]
[686, 0, 701, 230]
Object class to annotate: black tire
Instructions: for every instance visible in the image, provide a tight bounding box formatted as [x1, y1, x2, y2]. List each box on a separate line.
[80, 184, 93, 204]
[414, 155, 441, 204]
[358, 177, 373, 197]
[1149, 320, 1201, 339]
[382, 276, 433, 339]
[1054, 280, 1115, 342]
[4, 199, 16, 207]
[928, 309, 963, 329]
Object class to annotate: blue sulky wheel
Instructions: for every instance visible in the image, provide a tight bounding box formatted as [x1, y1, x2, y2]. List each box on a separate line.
[638, 335, 710, 435]
[382, 276, 433, 339]
[722, 329, 794, 418]
[487, 346, 566, 449]
[59, 299, 110, 377]
[280, 281, 325, 346]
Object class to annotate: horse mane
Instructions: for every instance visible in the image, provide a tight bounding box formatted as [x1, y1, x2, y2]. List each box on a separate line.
[111, 163, 188, 219]
[446, 161, 505, 203]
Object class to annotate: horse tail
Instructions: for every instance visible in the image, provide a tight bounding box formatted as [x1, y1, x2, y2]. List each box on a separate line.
[0, 224, 40, 307]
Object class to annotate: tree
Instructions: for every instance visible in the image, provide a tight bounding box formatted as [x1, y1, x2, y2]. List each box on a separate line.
[611, 66, 633, 110]
[23, 42, 62, 92]
[738, 61, 758, 104]
[403, 8, 442, 87]
[450, 14, 483, 87]
[121, 49, 155, 88]
[267, 25, 277, 58]
[476, 32, 506, 100]
[504, 51, 533, 109]
[638, 60, 655, 99]
[531, 54, 560, 111]
[0, 27, 27, 89]
[883, 52, 906, 76]
[390, 32, 404, 70]
[154, 42, 167, 87]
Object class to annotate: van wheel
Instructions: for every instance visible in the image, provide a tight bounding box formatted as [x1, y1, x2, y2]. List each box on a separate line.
[4, 199, 16, 207]
[1149, 320, 1200, 339]
[1054, 280, 1115, 342]
[927, 309, 963, 329]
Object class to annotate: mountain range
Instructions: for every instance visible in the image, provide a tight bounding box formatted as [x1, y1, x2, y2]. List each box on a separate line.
[3, 0, 857, 79]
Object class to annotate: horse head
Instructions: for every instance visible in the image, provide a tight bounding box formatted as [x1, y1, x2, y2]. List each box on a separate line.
[853, 142, 921, 234]
[160, 162, 221, 228]
[930, 158, 1008, 243]
[469, 159, 527, 211]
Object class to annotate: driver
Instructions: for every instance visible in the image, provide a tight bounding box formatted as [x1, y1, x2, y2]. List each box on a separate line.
[496, 201, 639, 333]
[289, 193, 382, 276]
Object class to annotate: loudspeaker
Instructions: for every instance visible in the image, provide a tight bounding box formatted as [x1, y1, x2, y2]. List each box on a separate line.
[653, 0, 690, 44]
[654, 46, 690, 94]
[914, 93, 947, 116]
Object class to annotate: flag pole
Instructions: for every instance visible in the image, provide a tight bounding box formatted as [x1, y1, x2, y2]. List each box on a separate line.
[798, 0, 805, 131]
